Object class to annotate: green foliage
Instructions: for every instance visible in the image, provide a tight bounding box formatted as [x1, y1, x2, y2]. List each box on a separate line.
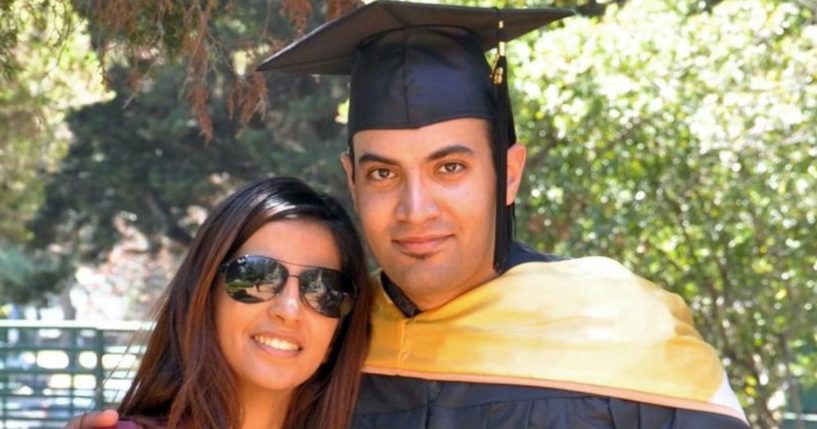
[0, 0, 108, 243]
[71, 0, 358, 140]
[512, 1, 816, 426]
[0, 243, 68, 305]
[30, 0, 351, 264]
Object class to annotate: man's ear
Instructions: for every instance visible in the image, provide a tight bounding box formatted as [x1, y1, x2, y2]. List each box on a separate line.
[340, 152, 359, 212]
[505, 143, 527, 206]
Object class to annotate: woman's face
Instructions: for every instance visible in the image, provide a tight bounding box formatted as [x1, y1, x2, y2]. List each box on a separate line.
[215, 218, 341, 399]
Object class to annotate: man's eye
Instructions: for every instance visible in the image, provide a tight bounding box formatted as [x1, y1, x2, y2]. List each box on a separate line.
[438, 162, 464, 173]
[367, 168, 394, 180]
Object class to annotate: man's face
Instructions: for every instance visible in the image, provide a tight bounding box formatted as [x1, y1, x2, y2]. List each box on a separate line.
[342, 118, 508, 310]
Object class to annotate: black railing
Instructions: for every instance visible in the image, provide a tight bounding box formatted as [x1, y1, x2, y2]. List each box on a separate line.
[0, 320, 147, 428]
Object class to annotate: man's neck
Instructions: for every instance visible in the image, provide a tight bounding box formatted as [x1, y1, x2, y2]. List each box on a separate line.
[380, 269, 499, 315]
[410, 270, 499, 311]
[380, 242, 563, 317]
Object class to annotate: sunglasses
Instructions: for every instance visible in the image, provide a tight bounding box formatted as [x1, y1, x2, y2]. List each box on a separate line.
[219, 255, 354, 318]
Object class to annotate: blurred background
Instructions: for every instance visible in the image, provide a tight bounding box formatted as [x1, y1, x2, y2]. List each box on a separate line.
[0, 0, 815, 427]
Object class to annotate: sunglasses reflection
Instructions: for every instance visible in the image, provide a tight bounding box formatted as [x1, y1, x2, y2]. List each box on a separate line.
[221, 254, 354, 318]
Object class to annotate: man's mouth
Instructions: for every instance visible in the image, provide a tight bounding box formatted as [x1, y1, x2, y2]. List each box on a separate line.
[392, 235, 451, 256]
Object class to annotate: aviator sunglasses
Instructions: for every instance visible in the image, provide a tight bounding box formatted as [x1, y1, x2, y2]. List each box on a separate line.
[219, 255, 354, 318]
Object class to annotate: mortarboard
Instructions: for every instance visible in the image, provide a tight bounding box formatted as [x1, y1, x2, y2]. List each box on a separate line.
[258, 0, 574, 271]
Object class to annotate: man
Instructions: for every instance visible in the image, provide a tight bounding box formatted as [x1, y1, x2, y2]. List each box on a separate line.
[73, 1, 749, 427]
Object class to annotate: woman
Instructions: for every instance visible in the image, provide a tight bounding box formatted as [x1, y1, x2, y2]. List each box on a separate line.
[98, 177, 372, 428]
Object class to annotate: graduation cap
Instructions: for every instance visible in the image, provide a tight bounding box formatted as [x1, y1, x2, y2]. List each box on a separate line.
[258, 1, 574, 271]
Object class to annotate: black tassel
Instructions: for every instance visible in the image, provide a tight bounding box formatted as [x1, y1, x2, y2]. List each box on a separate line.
[492, 19, 515, 272]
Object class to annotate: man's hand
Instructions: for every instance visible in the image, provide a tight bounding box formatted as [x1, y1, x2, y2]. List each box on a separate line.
[64, 409, 120, 428]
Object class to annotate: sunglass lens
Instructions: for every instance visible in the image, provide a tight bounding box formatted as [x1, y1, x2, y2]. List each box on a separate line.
[300, 269, 349, 317]
[224, 256, 287, 303]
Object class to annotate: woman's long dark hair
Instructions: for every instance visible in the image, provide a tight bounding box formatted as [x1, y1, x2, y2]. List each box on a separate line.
[117, 177, 373, 429]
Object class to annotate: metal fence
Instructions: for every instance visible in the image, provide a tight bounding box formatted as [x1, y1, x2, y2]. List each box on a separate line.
[0, 320, 147, 429]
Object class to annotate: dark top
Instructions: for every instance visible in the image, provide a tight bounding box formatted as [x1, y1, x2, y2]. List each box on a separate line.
[352, 375, 749, 428]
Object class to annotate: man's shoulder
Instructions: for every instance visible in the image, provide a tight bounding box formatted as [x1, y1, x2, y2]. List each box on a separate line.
[503, 243, 665, 293]
[502, 241, 565, 269]
[505, 242, 634, 276]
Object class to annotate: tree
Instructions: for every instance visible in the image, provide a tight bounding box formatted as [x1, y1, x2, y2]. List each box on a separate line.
[30, 64, 350, 260]
[0, 0, 108, 304]
[69, 0, 360, 140]
[0, 0, 108, 242]
[5, 0, 353, 315]
[29, 0, 352, 283]
[511, 1, 817, 427]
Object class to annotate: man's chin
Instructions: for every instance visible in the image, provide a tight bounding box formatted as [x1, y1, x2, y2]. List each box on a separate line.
[388, 265, 458, 292]
[399, 251, 435, 261]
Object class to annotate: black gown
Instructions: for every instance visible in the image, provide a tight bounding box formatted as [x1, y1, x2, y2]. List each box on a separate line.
[353, 375, 749, 428]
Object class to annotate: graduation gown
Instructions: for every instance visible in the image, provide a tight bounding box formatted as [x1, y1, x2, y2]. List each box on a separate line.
[351, 243, 748, 428]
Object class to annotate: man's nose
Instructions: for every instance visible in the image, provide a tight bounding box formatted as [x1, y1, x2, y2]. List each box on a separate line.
[395, 174, 439, 224]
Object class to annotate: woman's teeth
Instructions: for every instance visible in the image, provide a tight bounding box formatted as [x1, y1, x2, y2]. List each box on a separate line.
[253, 335, 300, 351]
